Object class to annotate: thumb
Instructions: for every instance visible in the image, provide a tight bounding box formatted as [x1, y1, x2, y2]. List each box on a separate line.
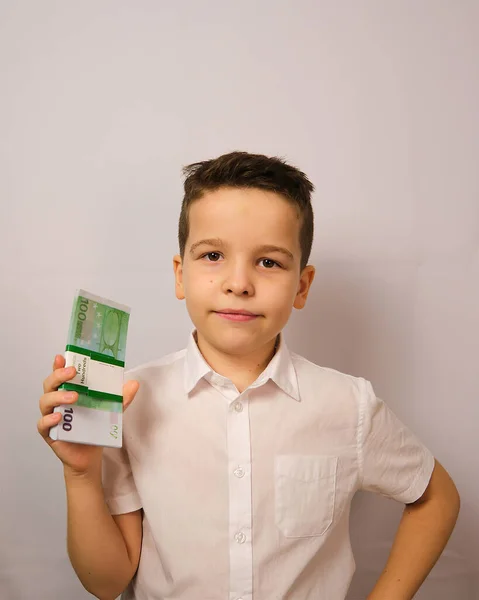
[53, 354, 65, 371]
[122, 380, 140, 411]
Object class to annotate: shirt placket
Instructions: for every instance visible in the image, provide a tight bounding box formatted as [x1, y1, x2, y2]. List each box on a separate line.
[226, 390, 253, 600]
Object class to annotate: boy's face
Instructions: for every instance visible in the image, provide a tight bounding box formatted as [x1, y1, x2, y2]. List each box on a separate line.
[173, 187, 315, 356]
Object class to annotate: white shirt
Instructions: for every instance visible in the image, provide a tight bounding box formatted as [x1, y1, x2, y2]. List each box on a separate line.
[102, 329, 435, 600]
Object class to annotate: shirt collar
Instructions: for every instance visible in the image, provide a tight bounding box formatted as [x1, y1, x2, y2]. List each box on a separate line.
[183, 328, 300, 401]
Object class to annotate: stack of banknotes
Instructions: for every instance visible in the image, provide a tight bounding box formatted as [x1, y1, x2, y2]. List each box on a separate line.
[49, 290, 131, 448]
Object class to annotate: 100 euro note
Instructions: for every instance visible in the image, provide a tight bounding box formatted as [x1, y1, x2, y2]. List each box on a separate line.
[49, 290, 131, 448]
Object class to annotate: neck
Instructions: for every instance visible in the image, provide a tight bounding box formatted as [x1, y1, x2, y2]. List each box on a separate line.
[195, 331, 279, 393]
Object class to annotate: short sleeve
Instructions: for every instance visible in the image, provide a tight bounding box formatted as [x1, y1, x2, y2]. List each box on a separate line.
[358, 378, 435, 504]
[102, 443, 142, 515]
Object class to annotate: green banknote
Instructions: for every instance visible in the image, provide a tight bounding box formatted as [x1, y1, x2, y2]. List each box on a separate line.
[59, 290, 131, 413]
[65, 291, 129, 361]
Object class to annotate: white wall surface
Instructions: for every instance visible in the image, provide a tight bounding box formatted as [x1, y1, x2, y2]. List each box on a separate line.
[1, 1, 477, 598]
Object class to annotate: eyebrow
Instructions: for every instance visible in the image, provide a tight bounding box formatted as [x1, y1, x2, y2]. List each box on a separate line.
[189, 238, 295, 261]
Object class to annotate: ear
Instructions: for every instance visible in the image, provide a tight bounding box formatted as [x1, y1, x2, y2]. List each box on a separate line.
[173, 254, 185, 300]
[293, 265, 315, 310]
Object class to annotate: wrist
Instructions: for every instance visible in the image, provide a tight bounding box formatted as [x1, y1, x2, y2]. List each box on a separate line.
[367, 585, 410, 600]
[63, 463, 102, 485]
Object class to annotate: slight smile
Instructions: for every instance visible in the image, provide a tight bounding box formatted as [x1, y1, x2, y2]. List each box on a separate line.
[214, 310, 260, 322]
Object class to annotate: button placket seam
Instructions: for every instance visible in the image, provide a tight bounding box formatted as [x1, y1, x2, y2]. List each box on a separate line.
[227, 394, 253, 599]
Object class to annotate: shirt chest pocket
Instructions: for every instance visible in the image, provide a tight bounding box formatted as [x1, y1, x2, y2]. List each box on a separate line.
[275, 454, 338, 538]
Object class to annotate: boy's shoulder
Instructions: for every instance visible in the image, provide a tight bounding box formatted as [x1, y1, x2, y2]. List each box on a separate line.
[125, 347, 186, 380]
[290, 350, 365, 392]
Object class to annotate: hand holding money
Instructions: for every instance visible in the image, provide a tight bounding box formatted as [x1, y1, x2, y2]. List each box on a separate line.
[38, 290, 137, 456]
[37, 354, 139, 476]
[48, 290, 133, 448]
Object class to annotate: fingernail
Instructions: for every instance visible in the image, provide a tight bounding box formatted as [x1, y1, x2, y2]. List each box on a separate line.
[64, 392, 77, 401]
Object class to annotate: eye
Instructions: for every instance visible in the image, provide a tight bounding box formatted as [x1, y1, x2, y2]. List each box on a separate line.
[202, 252, 222, 262]
[259, 258, 281, 269]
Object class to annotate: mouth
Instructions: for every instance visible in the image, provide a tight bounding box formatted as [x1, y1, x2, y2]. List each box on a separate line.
[215, 309, 258, 316]
[214, 310, 260, 322]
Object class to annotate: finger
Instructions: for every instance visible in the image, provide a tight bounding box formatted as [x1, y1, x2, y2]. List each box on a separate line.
[43, 365, 77, 394]
[37, 411, 62, 441]
[40, 390, 78, 416]
[53, 354, 66, 371]
[122, 380, 140, 411]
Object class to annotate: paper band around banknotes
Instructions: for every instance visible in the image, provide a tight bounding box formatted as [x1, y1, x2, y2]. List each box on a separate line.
[65, 343, 125, 368]
[59, 383, 123, 403]
[59, 344, 124, 404]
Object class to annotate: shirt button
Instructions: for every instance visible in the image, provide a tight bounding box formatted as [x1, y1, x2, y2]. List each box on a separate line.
[234, 531, 246, 544]
[233, 401, 243, 412]
[234, 466, 245, 478]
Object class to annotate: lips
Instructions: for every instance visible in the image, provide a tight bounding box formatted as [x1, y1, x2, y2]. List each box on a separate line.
[215, 310, 258, 316]
[214, 310, 259, 322]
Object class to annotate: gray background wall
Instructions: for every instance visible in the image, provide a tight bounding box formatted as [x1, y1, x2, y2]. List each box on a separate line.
[1, 1, 477, 598]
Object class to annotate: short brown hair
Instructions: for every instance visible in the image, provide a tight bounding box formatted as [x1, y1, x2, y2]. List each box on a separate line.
[178, 150, 315, 272]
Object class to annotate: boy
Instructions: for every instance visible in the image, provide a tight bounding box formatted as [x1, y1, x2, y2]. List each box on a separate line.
[38, 151, 460, 600]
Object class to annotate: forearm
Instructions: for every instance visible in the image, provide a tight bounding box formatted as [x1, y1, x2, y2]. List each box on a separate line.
[367, 480, 460, 599]
[64, 466, 134, 600]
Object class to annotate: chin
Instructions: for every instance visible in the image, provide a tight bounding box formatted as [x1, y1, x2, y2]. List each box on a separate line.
[214, 329, 268, 348]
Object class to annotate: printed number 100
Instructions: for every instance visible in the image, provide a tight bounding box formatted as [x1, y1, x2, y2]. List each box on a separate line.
[63, 407, 74, 431]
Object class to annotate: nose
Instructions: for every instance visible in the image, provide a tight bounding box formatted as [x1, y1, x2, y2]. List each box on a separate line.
[221, 260, 255, 296]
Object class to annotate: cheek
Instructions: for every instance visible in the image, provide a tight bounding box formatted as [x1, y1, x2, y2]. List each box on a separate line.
[267, 284, 297, 308]
[183, 267, 215, 287]
[186, 275, 217, 299]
